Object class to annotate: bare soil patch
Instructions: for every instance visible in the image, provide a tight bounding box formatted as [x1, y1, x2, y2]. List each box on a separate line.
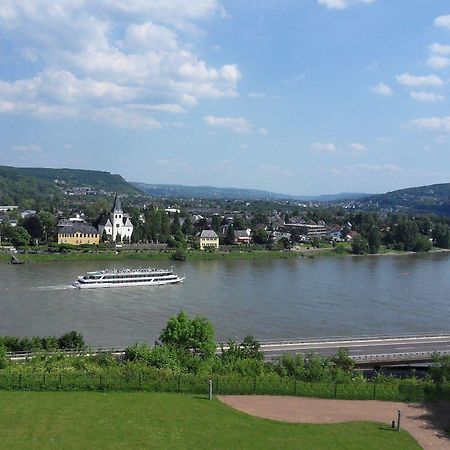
[218, 396, 450, 450]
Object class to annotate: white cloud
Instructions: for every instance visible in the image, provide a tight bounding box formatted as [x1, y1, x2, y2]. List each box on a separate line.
[203, 115, 253, 133]
[370, 82, 393, 96]
[258, 127, 268, 135]
[410, 91, 444, 102]
[429, 43, 450, 55]
[396, 73, 444, 87]
[11, 144, 42, 153]
[427, 55, 450, 70]
[317, 0, 375, 10]
[312, 142, 336, 153]
[0, 0, 240, 129]
[410, 116, 450, 133]
[353, 163, 403, 173]
[434, 15, 450, 30]
[348, 142, 367, 153]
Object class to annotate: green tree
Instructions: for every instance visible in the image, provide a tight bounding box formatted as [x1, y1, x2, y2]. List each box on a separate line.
[7, 226, 31, 247]
[351, 235, 368, 254]
[159, 311, 215, 359]
[225, 225, 235, 245]
[22, 215, 43, 240]
[211, 215, 221, 233]
[413, 234, 432, 252]
[432, 223, 450, 248]
[181, 215, 194, 236]
[253, 228, 268, 244]
[57, 331, 85, 350]
[367, 227, 381, 254]
[38, 211, 57, 242]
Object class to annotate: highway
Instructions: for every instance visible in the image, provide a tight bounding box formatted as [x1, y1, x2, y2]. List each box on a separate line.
[256, 333, 450, 365]
[7, 333, 450, 366]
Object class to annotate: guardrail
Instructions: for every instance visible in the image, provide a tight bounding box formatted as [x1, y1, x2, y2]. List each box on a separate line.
[352, 350, 450, 365]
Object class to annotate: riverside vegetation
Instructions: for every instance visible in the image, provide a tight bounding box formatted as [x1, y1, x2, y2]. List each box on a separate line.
[1, 312, 450, 403]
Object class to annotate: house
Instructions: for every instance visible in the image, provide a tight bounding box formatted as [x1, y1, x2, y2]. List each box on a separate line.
[98, 194, 133, 243]
[57, 223, 100, 245]
[234, 229, 252, 244]
[199, 230, 219, 250]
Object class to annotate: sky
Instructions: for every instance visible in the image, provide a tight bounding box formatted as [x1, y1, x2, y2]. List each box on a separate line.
[1, 0, 450, 195]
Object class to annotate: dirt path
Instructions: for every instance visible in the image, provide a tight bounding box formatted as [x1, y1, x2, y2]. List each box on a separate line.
[218, 396, 450, 450]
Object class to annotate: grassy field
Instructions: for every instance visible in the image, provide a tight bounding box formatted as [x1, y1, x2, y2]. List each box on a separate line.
[0, 392, 420, 449]
[0, 249, 299, 263]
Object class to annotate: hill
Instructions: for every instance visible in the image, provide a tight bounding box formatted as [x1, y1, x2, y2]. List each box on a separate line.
[361, 182, 450, 215]
[132, 182, 369, 202]
[0, 166, 141, 206]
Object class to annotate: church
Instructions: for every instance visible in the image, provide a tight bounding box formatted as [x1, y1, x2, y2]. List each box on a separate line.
[98, 194, 133, 242]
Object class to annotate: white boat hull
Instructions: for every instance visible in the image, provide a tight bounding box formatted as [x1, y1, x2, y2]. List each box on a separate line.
[73, 276, 184, 289]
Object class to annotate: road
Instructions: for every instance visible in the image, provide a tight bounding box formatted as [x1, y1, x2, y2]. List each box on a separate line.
[257, 334, 450, 365]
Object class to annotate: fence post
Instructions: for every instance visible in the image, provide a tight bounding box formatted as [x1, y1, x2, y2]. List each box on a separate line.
[396, 409, 402, 432]
[208, 379, 213, 400]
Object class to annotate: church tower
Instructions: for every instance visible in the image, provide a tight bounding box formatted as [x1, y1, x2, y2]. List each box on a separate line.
[112, 193, 123, 242]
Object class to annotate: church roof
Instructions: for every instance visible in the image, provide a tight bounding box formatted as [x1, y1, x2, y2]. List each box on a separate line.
[112, 193, 123, 213]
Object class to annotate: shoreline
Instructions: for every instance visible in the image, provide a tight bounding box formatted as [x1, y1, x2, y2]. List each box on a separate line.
[1, 246, 449, 264]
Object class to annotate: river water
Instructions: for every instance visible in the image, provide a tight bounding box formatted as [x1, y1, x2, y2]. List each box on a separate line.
[1, 253, 449, 347]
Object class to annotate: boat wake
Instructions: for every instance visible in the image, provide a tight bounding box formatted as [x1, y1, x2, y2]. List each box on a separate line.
[35, 285, 76, 291]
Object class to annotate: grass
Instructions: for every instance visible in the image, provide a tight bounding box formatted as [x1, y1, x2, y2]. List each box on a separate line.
[0, 249, 299, 263]
[0, 392, 420, 449]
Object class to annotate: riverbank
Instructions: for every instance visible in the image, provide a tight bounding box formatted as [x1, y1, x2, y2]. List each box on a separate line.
[0, 249, 299, 263]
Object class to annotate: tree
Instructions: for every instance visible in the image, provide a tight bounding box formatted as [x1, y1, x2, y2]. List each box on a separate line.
[57, 331, 85, 350]
[171, 247, 187, 261]
[6, 226, 31, 247]
[22, 215, 43, 241]
[367, 227, 381, 254]
[170, 212, 181, 235]
[351, 236, 368, 254]
[38, 211, 57, 242]
[253, 228, 268, 244]
[432, 223, 450, 249]
[225, 225, 235, 245]
[159, 311, 215, 359]
[181, 215, 193, 236]
[413, 235, 432, 252]
[211, 215, 221, 234]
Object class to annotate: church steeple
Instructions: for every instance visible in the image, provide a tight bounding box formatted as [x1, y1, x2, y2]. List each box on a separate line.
[112, 193, 123, 213]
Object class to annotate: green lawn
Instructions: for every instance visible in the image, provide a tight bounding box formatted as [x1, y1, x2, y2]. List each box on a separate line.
[0, 392, 420, 449]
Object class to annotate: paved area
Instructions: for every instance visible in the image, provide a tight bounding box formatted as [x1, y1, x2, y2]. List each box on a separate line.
[218, 395, 450, 450]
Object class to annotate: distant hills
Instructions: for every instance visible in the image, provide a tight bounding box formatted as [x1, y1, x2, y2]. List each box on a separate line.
[132, 182, 369, 202]
[0, 166, 140, 204]
[362, 182, 450, 215]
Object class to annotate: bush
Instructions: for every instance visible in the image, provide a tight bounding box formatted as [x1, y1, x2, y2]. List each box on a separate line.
[57, 331, 85, 350]
[171, 248, 186, 261]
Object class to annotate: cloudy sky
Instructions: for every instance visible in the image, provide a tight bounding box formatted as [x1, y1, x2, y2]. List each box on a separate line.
[1, 0, 450, 195]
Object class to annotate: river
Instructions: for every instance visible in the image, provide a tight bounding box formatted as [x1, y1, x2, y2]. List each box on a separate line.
[1, 253, 449, 347]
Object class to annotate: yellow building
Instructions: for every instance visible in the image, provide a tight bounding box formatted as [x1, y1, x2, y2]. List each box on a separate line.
[199, 229, 219, 250]
[57, 223, 100, 245]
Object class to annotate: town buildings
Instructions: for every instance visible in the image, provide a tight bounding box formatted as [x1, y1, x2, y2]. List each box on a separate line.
[57, 223, 100, 245]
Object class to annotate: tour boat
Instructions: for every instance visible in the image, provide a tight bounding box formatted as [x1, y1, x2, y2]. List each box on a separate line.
[73, 267, 185, 289]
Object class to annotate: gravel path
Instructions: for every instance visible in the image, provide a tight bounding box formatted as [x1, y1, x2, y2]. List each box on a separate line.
[218, 396, 450, 450]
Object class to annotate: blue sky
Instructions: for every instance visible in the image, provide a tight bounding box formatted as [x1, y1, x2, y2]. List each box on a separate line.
[1, 0, 450, 195]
